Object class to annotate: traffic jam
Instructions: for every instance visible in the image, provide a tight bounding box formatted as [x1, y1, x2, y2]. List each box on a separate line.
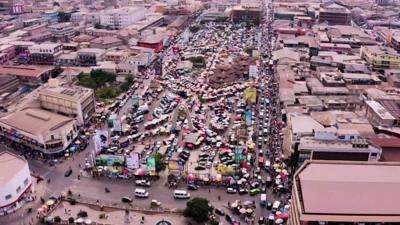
[91, 1, 292, 224]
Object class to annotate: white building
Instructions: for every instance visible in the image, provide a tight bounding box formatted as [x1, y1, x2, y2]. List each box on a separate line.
[99, 7, 146, 30]
[28, 43, 63, 55]
[48, 22, 76, 40]
[0, 152, 32, 215]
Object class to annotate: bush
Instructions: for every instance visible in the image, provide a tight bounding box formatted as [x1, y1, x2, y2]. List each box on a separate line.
[77, 210, 88, 217]
[54, 216, 61, 223]
[68, 217, 74, 224]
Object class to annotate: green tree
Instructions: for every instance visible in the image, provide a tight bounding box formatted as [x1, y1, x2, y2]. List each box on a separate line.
[184, 198, 212, 223]
[125, 74, 134, 84]
[155, 153, 166, 172]
[120, 82, 130, 92]
[97, 87, 119, 99]
[189, 56, 206, 67]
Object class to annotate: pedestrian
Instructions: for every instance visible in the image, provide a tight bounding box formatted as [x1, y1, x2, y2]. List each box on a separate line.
[209, 189, 211, 193]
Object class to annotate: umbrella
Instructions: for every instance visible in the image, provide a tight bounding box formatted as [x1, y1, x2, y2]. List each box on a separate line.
[273, 164, 280, 168]
[216, 174, 222, 182]
[231, 202, 239, 208]
[188, 174, 195, 181]
[75, 218, 84, 223]
[275, 218, 284, 224]
[203, 177, 209, 182]
[75, 140, 81, 144]
[239, 208, 246, 214]
[246, 208, 253, 214]
[37, 208, 44, 212]
[46, 199, 55, 206]
[46, 216, 54, 222]
[85, 219, 93, 224]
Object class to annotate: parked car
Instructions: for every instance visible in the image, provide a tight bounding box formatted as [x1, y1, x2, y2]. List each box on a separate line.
[121, 197, 133, 203]
[135, 179, 151, 187]
[64, 169, 72, 177]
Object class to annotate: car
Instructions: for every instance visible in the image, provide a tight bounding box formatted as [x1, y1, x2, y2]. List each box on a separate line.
[215, 208, 225, 216]
[135, 180, 151, 187]
[238, 188, 248, 195]
[225, 214, 239, 225]
[64, 169, 72, 177]
[121, 197, 133, 203]
[226, 187, 237, 194]
[258, 216, 266, 225]
[187, 184, 199, 190]
[266, 201, 273, 210]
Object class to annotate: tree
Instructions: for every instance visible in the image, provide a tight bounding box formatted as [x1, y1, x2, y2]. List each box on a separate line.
[68, 217, 74, 224]
[94, 23, 102, 29]
[155, 153, 166, 172]
[125, 74, 134, 84]
[184, 198, 212, 223]
[77, 210, 88, 218]
[189, 56, 206, 67]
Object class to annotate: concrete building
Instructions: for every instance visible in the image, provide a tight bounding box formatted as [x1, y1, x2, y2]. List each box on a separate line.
[0, 65, 52, 86]
[289, 160, 400, 224]
[55, 52, 78, 67]
[318, 3, 351, 25]
[99, 7, 146, 30]
[360, 45, 400, 70]
[0, 152, 32, 215]
[365, 100, 395, 127]
[28, 43, 63, 65]
[0, 75, 19, 95]
[0, 108, 78, 157]
[39, 79, 96, 126]
[89, 36, 123, 49]
[230, 4, 262, 23]
[48, 22, 76, 40]
[77, 48, 105, 67]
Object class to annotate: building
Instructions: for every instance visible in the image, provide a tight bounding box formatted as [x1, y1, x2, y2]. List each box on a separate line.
[318, 3, 351, 26]
[360, 45, 400, 70]
[0, 152, 32, 215]
[99, 7, 146, 30]
[55, 52, 78, 67]
[138, 34, 165, 53]
[77, 48, 105, 67]
[0, 75, 19, 95]
[89, 36, 123, 49]
[28, 43, 63, 65]
[48, 22, 76, 41]
[297, 130, 382, 166]
[39, 80, 95, 126]
[365, 100, 396, 127]
[289, 160, 400, 224]
[0, 44, 16, 63]
[40, 10, 59, 24]
[0, 65, 52, 86]
[230, 4, 262, 23]
[0, 108, 78, 157]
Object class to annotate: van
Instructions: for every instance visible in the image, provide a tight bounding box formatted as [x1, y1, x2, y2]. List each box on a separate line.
[135, 188, 149, 198]
[133, 115, 144, 124]
[272, 201, 281, 212]
[260, 194, 267, 206]
[174, 190, 190, 199]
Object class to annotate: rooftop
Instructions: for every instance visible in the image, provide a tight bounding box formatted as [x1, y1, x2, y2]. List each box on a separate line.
[0, 151, 28, 187]
[296, 160, 400, 220]
[366, 100, 395, 120]
[0, 108, 75, 137]
[0, 65, 52, 78]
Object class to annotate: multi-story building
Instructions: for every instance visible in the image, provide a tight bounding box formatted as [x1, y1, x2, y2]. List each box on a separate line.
[77, 48, 105, 66]
[230, 4, 262, 23]
[99, 7, 146, 30]
[318, 3, 351, 25]
[48, 22, 76, 40]
[289, 160, 400, 225]
[0, 44, 15, 63]
[0, 108, 78, 157]
[28, 43, 63, 65]
[0, 75, 19, 95]
[0, 65, 52, 86]
[54, 52, 78, 67]
[39, 79, 96, 126]
[0, 151, 32, 215]
[365, 100, 396, 127]
[360, 45, 400, 69]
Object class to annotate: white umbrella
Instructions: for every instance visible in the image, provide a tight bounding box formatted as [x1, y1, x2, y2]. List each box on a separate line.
[239, 208, 246, 214]
[75, 218, 84, 223]
[275, 218, 284, 224]
[85, 219, 92, 225]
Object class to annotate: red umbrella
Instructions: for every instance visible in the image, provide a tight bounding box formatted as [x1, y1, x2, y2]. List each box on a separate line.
[147, 116, 153, 121]
[187, 143, 194, 148]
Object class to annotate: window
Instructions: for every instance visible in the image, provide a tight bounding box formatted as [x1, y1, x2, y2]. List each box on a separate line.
[5, 194, 12, 200]
[51, 135, 55, 140]
[24, 178, 29, 186]
[16, 186, 21, 193]
[371, 153, 378, 157]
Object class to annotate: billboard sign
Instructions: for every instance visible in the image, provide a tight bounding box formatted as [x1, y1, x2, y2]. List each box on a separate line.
[126, 152, 140, 169]
[93, 130, 109, 154]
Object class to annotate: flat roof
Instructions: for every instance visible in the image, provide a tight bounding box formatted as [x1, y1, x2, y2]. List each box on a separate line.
[290, 115, 324, 134]
[0, 108, 75, 137]
[298, 161, 400, 216]
[366, 100, 395, 120]
[0, 151, 28, 186]
[0, 65, 51, 78]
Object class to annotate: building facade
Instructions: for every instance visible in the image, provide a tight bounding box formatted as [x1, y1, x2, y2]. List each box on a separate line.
[28, 43, 63, 65]
[0, 152, 32, 215]
[39, 79, 96, 126]
[48, 22, 76, 41]
[360, 45, 400, 69]
[318, 3, 351, 25]
[99, 7, 146, 30]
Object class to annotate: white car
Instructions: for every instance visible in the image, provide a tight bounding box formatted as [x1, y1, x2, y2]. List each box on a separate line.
[226, 187, 237, 194]
[135, 180, 151, 187]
